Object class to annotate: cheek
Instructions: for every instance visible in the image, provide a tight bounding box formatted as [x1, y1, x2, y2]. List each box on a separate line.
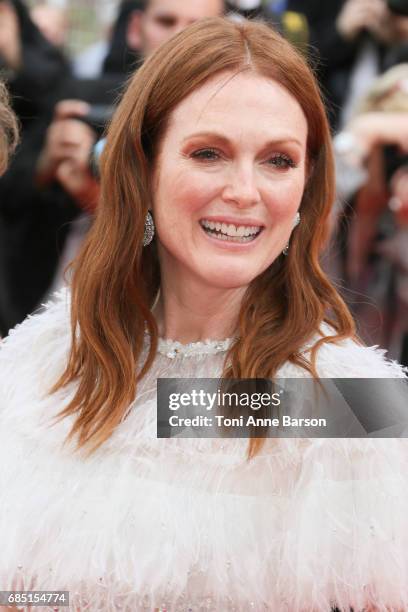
[144, 23, 164, 49]
[153, 28, 167, 45]
[264, 177, 305, 222]
[154, 166, 220, 221]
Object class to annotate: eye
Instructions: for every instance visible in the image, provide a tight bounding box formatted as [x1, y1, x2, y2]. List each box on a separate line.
[266, 153, 297, 170]
[155, 15, 177, 28]
[190, 148, 221, 162]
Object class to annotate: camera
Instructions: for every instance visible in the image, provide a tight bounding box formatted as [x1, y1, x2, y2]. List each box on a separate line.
[75, 104, 114, 138]
[70, 105, 113, 179]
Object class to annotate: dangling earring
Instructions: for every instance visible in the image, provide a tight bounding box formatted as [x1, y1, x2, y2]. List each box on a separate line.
[143, 211, 155, 246]
[283, 212, 301, 256]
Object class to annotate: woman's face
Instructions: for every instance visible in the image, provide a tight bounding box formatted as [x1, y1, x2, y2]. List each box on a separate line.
[152, 70, 308, 290]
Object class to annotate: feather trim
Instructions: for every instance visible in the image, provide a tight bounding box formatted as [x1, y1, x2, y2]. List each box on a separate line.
[0, 290, 407, 611]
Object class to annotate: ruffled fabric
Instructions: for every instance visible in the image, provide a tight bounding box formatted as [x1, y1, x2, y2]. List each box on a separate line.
[0, 289, 407, 612]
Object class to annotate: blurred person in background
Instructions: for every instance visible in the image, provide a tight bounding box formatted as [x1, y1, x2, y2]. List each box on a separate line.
[73, 1, 120, 78]
[102, 0, 150, 76]
[132, 0, 225, 57]
[337, 0, 408, 123]
[328, 63, 408, 365]
[0, 0, 72, 337]
[33, 0, 228, 215]
[105, 0, 225, 70]
[30, 2, 69, 50]
[0, 0, 69, 128]
[0, 0, 227, 338]
[289, 0, 408, 128]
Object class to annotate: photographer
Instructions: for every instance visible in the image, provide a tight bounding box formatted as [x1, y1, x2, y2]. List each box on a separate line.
[329, 64, 408, 365]
[289, 0, 408, 128]
[116, 0, 225, 60]
[0, 0, 72, 336]
[0, 0, 69, 129]
[36, 100, 100, 213]
[0, 0, 226, 336]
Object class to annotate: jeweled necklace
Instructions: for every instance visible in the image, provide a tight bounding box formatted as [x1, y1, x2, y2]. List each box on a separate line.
[157, 336, 235, 359]
[149, 288, 237, 358]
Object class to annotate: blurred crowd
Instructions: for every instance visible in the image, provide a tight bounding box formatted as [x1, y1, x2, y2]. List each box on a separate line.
[0, 0, 407, 366]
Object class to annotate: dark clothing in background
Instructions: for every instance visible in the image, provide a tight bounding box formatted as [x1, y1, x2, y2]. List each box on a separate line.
[103, 0, 143, 76]
[287, 0, 374, 129]
[0, 0, 136, 336]
[291, 1, 408, 127]
[0, 75, 124, 336]
[0, 122, 78, 334]
[0, 0, 72, 335]
[3, 0, 70, 128]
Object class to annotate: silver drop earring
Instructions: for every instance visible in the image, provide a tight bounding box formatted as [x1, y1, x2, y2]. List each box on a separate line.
[283, 212, 301, 256]
[143, 211, 155, 247]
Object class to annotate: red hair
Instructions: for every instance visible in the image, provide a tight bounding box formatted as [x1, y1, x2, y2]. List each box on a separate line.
[51, 17, 357, 459]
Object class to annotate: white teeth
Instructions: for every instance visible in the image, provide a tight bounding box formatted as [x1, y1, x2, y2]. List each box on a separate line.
[201, 220, 262, 238]
[200, 219, 263, 243]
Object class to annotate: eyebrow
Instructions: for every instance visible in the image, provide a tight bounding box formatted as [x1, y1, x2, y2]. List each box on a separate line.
[181, 131, 303, 149]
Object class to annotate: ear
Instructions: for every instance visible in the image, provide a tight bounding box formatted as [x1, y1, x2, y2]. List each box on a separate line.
[126, 10, 143, 51]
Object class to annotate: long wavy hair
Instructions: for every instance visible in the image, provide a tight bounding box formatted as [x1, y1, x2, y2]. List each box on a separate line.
[0, 81, 19, 175]
[52, 17, 357, 459]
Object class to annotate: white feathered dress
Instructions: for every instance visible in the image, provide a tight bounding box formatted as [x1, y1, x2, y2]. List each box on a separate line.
[0, 288, 407, 612]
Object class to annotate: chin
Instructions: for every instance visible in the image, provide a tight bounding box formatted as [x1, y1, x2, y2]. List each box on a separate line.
[197, 265, 259, 290]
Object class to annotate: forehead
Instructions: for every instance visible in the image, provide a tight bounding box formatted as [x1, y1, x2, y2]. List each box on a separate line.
[147, 0, 223, 19]
[32, 5, 66, 23]
[166, 70, 308, 144]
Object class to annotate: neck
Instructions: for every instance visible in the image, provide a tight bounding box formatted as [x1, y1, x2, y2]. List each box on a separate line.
[153, 274, 246, 344]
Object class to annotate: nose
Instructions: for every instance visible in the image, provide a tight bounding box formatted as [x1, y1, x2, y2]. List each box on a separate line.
[221, 163, 261, 209]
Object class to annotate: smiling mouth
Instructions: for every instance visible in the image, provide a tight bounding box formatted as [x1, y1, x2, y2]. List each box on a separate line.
[199, 219, 263, 243]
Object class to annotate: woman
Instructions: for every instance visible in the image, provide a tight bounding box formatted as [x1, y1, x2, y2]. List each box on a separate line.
[0, 17, 407, 612]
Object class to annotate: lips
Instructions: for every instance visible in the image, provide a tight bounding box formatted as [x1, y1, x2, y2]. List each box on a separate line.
[199, 218, 264, 243]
